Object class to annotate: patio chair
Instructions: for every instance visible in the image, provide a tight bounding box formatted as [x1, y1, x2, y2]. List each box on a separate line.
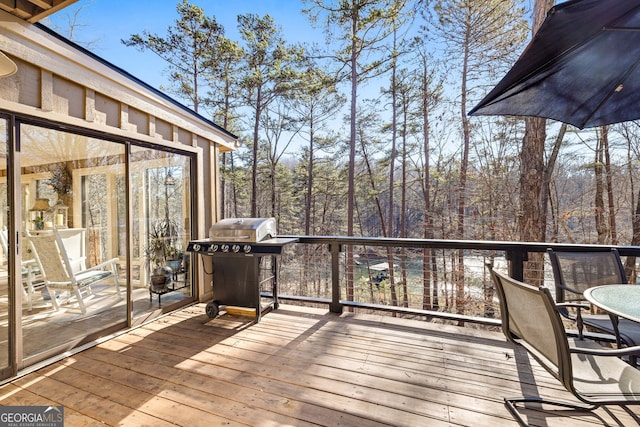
[0, 228, 44, 311]
[26, 230, 121, 314]
[548, 249, 640, 346]
[490, 269, 640, 425]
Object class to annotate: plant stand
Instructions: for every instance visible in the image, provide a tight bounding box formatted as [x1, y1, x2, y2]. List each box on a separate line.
[149, 266, 189, 307]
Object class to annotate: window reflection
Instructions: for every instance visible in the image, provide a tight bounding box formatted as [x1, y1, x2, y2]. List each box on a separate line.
[15, 124, 193, 361]
[131, 147, 192, 319]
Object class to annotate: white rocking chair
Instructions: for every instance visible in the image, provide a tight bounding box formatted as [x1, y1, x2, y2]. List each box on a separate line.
[26, 229, 121, 314]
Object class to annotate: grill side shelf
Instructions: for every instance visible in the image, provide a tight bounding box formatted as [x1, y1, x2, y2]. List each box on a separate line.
[186, 237, 298, 255]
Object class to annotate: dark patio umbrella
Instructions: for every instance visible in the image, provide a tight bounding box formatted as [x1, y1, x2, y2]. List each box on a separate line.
[468, 0, 640, 129]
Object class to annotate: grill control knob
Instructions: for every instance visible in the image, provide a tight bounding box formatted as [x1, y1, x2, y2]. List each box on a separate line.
[193, 244, 201, 252]
[232, 244, 240, 253]
[221, 244, 230, 252]
[212, 244, 219, 252]
[243, 245, 252, 253]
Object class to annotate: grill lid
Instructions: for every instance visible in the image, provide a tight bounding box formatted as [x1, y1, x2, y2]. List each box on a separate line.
[209, 217, 276, 242]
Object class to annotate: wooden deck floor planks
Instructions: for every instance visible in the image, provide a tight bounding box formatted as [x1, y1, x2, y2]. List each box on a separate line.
[1, 303, 639, 426]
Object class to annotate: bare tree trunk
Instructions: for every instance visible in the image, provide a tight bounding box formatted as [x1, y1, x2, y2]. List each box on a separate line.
[520, 117, 547, 285]
[386, 28, 399, 309]
[230, 153, 239, 218]
[303, 117, 315, 298]
[544, 123, 566, 242]
[624, 127, 638, 281]
[388, 29, 397, 241]
[306, 119, 314, 236]
[595, 129, 607, 244]
[456, 26, 471, 316]
[386, 247, 398, 307]
[221, 152, 226, 219]
[219, 89, 233, 220]
[345, 12, 358, 305]
[602, 126, 618, 244]
[400, 96, 408, 308]
[420, 60, 437, 311]
[251, 86, 262, 218]
[519, 0, 554, 285]
[359, 135, 397, 307]
[270, 164, 277, 218]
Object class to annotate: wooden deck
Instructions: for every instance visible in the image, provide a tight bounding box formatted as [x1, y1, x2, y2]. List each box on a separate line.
[1, 304, 639, 426]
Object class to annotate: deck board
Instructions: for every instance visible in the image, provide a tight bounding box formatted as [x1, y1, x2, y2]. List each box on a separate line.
[1, 303, 639, 426]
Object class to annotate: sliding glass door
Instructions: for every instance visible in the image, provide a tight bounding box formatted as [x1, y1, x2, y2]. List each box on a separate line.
[19, 124, 128, 360]
[0, 118, 197, 376]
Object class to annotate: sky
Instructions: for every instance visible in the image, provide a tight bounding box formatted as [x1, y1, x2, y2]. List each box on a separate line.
[44, 0, 322, 93]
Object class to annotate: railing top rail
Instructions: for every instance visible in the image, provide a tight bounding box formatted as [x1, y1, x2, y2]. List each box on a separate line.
[281, 235, 640, 257]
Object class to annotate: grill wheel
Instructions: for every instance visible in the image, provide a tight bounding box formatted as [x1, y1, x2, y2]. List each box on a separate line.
[205, 301, 220, 318]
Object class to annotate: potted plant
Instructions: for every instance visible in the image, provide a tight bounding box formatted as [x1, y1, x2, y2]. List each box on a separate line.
[145, 218, 181, 291]
[165, 246, 184, 273]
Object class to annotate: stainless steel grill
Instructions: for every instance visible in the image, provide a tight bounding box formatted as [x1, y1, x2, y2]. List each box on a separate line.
[209, 217, 276, 242]
[186, 218, 297, 321]
[188, 217, 292, 255]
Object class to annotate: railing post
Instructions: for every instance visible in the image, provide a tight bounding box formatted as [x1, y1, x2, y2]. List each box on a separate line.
[506, 248, 527, 281]
[329, 242, 343, 313]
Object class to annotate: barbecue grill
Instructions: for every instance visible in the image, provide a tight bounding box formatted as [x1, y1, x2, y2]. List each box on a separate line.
[186, 218, 297, 321]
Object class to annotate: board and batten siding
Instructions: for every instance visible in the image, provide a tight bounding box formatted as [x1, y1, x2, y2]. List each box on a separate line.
[0, 10, 237, 150]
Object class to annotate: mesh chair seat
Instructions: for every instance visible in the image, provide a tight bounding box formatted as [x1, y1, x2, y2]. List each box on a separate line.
[569, 337, 640, 403]
[580, 315, 640, 346]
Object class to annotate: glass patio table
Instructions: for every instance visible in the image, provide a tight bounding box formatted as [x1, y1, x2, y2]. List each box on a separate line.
[583, 284, 640, 348]
[584, 285, 640, 323]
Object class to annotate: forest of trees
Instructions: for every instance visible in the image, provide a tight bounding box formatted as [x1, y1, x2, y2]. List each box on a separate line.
[51, 1, 640, 307]
[118, 5, 634, 230]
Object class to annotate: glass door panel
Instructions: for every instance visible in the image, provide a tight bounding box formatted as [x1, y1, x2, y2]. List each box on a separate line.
[131, 147, 193, 319]
[0, 118, 8, 371]
[20, 123, 126, 360]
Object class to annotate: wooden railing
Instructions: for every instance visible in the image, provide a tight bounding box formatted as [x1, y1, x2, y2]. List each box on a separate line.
[272, 236, 640, 327]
